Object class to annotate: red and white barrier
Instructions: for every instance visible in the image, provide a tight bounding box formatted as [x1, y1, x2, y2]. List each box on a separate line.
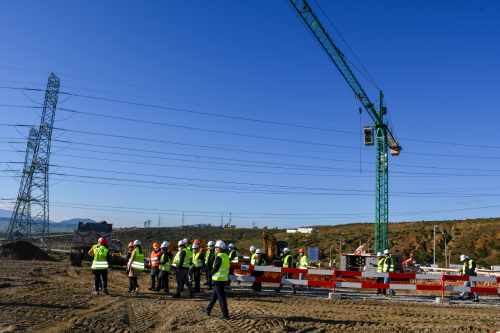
[230, 264, 500, 295]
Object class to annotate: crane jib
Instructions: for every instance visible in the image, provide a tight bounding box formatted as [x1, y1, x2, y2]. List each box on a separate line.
[289, 0, 400, 151]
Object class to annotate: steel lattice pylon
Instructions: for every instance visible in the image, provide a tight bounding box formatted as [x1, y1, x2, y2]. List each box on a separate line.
[7, 73, 60, 249]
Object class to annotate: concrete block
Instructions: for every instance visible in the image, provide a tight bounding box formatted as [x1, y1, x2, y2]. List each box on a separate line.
[328, 293, 342, 300]
[435, 297, 450, 304]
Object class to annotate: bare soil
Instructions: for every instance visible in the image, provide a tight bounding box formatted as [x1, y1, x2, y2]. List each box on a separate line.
[1, 260, 499, 332]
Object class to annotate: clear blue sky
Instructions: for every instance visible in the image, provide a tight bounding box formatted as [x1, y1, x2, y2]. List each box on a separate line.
[1, 1, 499, 229]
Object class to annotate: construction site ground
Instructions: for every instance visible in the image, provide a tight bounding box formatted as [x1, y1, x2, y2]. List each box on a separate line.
[1, 260, 500, 332]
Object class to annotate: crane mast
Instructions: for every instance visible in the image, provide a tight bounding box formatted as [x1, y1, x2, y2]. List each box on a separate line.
[288, 0, 401, 252]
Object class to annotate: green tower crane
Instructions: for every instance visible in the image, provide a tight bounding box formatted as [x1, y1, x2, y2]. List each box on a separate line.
[288, 0, 402, 253]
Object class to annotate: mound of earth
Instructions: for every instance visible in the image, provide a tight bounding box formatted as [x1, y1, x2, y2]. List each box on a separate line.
[0, 241, 58, 261]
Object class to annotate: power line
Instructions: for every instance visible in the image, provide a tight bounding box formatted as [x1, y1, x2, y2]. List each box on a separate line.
[312, 0, 380, 90]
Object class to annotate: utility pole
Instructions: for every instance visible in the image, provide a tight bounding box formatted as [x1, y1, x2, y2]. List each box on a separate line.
[158, 214, 162, 228]
[7, 74, 60, 250]
[433, 224, 438, 265]
[339, 232, 344, 259]
[442, 232, 447, 267]
[181, 212, 185, 228]
[221, 213, 223, 228]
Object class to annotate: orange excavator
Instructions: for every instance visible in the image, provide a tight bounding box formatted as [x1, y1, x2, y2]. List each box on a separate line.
[263, 231, 288, 266]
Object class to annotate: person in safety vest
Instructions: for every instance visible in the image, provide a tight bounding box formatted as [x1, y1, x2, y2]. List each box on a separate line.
[382, 249, 396, 297]
[458, 254, 479, 302]
[370, 252, 386, 295]
[158, 241, 172, 293]
[189, 239, 201, 285]
[296, 248, 309, 291]
[126, 241, 135, 292]
[89, 237, 111, 295]
[226, 243, 238, 288]
[274, 248, 296, 294]
[191, 243, 204, 292]
[252, 249, 266, 292]
[200, 240, 230, 319]
[149, 242, 161, 291]
[249, 246, 256, 265]
[128, 240, 145, 293]
[92, 237, 104, 291]
[172, 240, 194, 298]
[205, 241, 216, 290]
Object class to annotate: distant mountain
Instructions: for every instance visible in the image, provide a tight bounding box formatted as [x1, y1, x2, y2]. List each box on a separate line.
[0, 215, 96, 234]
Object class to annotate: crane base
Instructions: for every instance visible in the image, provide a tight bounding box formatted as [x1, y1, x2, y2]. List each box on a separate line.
[328, 293, 342, 300]
[435, 297, 450, 304]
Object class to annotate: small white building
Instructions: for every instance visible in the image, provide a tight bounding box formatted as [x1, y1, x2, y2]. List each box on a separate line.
[287, 227, 318, 234]
[298, 227, 318, 234]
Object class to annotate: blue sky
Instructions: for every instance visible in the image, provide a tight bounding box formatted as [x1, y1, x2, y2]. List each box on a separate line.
[1, 1, 499, 229]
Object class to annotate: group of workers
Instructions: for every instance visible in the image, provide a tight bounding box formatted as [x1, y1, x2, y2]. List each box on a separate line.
[371, 249, 396, 297]
[88, 238, 484, 318]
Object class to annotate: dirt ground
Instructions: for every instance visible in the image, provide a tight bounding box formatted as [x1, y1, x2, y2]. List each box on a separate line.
[1, 260, 500, 333]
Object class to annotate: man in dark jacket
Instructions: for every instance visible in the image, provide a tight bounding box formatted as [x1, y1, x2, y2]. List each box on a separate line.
[205, 241, 216, 290]
[200, 240, 230, 319]
[274, 248, 296, 294]
[458, 254, 479, 302]
[172, 240, 194, 298]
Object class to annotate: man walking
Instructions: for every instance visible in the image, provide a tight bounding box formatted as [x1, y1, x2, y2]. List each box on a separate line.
[274, 248, 296, 294]
[200, 240, 230, 319]
[172, 240, 194, 298]
[457, 254, 479, 302]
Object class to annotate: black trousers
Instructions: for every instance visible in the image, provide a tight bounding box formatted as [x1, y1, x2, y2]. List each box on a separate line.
[94, 269, 107, 289]
[206, 266, 213, 289]
[376, 277, 386, 294]
[227, 269, 235, 286]
[193, 267, 201, 292]
[207, 283, 228, 316]
[158, 271, 169, 291]
[129, 277, 138, 289]
[277, 273, 296, 292]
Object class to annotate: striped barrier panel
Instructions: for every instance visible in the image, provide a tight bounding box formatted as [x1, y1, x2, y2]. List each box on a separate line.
[231, 264, 500, 283]
[230, 264, 500, 295]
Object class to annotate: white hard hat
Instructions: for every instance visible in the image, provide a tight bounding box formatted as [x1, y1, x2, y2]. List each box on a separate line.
[207, 241, 215, 247]
[255, 249, 262, 254]
[183, 238, 189, 243]
[283, 248, 290, 252]
[377, 252, 383, 257]
[161, 241, 169, 248]
[229, 243, 235, 248]
[215, 240, 226, 248]
[384, 249, 390, 255]
[460, 254, 468, 261]
[249, 246, 256, 251]
[178, 240, 185, 246]
[133, 240, 141, 245]
[192, 243, 200, 249]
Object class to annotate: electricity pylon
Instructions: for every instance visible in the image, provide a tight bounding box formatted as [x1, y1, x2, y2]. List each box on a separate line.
[7, 73, 60, 249]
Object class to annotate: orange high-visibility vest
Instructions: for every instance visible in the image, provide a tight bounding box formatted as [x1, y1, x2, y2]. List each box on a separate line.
[150, 250, 161, 267]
